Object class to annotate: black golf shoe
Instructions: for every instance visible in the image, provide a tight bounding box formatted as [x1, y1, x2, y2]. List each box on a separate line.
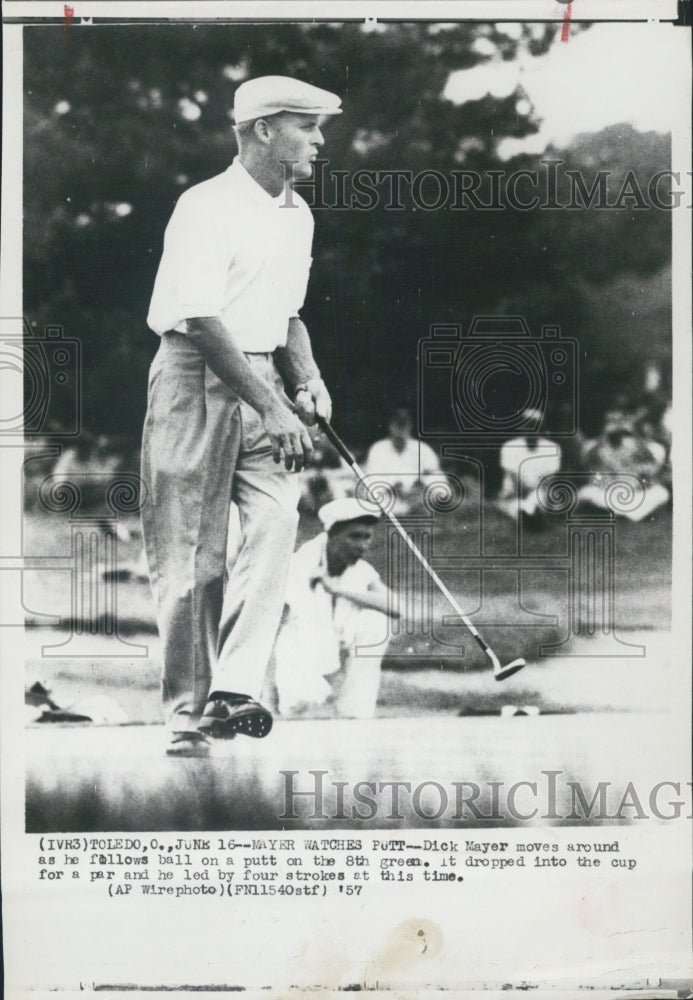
[198, 693, 273, 740]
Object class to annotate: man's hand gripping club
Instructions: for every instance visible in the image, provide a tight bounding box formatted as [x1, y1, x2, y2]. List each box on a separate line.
[293, 377, 332, 427]
[260, 392, 316, 471]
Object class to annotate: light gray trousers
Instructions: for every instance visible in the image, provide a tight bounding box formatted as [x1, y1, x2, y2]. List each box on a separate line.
[141, 332, 299, 728]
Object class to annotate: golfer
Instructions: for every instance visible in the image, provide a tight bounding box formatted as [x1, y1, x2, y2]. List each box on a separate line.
[273, 498, 400, 719]
[141, 76, 341, 755]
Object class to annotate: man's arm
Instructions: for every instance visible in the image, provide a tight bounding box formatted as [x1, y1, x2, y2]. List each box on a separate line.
[274, 317, 332, 425]
[185, 316, 313, 471]
[319, 576, 400, 619]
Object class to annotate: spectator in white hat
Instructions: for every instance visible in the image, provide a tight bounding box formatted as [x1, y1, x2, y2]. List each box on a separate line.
[141, 76, 343, 755]
[272, 498, 400, 719]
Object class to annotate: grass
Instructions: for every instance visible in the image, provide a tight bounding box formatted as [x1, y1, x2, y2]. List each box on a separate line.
[23, 499, 671, 720]
[25, 625, 671, 726]
[22, 496, 672, 641]
[26, 710, 672, 831]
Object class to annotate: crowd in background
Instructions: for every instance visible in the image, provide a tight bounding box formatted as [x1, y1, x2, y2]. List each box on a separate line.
[296, 378, 672, 529]
[26, 366, 672, 531]
[24, 372, 673, 720]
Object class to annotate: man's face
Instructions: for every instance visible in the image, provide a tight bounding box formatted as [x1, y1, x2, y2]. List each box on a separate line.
[266, 112, 325, 182]
[327, 522, 376, 569]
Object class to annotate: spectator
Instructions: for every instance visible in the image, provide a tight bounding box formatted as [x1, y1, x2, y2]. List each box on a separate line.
[497, 411, 562, 531]
[578, 420, 670, 521]
[364, 408, 441, 514]
[298, 433, 354, 516]
[52, 433, 121, 498]
[23, 436, 58, 510]
[658, 403, 673, 470]
[51, 433, 131, 539]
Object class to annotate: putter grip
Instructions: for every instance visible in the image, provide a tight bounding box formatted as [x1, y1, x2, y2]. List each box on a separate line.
[316, 416, 356, 467]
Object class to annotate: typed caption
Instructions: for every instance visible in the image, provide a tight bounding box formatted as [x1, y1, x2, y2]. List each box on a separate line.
[35, 833, 641, 899]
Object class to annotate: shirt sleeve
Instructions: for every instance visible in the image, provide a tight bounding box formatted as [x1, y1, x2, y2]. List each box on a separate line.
[363, 441, 383, 475]
[172, 190, 231, 318]
[499, 442, 515, 474]
[289, 257, 313, 317]
[420, 442, 442, 475]
[287, 200, 315, 317]
[153, 189, 230, 327]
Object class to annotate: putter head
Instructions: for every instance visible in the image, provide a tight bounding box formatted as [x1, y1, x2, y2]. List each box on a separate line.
[494, 657, 527, 682]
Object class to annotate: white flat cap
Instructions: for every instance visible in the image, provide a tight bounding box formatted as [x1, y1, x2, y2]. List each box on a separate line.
[233, 75, 342, 124]
[318, 498, 380, 532]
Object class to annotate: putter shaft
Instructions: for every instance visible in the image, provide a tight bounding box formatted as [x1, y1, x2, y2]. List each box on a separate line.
[317, 416, 496, 659]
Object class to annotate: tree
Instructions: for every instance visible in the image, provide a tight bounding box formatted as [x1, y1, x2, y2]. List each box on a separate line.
[24, 23, 670, 447]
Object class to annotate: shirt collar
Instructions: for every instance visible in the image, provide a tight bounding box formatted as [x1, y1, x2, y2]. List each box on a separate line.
[226, 157, 287, 207]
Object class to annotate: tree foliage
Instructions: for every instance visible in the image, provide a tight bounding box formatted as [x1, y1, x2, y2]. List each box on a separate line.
[24, 22, 671, 445]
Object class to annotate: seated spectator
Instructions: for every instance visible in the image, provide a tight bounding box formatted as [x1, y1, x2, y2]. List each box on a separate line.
[272, 498, 399, 719]
[497, 414, 562, 531]
[22, 435, 57, 510]
[51, 433, 118, 470]
[51, 433, 131, 539]
[658, 403, 672, 446]
[298, 433, 354, 516]
[601, 393, 639, 435]
[578, 422, 670, 521]
[364, 408, 442, 514]
[657, 405, 673, 488]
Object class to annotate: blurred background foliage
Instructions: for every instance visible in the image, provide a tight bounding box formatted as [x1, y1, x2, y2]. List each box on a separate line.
[24, 21, 671, 449]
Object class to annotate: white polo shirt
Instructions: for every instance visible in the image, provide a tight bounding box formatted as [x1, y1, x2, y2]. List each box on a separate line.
[147, 157, 314, 352]
[499, 437, 561, 491]
[364, 437, 441, 494]
[281, 532, 381, 676]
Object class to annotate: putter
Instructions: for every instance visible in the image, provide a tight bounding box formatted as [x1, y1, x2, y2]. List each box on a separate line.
[316, 416, 526, 681]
